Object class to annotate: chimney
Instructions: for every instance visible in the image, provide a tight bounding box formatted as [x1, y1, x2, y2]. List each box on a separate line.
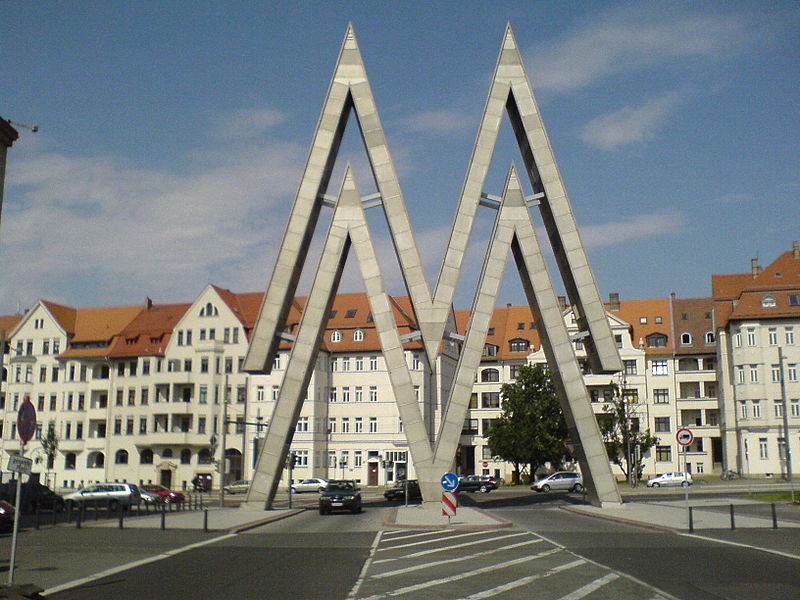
[793, 240, 799, 259]
[751, 258, 761, 278]
[143, 297, 153, 310]
[506, 303, 511, 308]
[557, 296, 566, 311]
[609, 292, 620, 311]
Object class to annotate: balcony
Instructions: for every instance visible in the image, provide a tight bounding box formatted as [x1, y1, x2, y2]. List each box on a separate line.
[133, 432, 210, 446]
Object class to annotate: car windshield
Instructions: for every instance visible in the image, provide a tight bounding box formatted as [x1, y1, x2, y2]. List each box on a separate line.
[326, 481, 355, 491]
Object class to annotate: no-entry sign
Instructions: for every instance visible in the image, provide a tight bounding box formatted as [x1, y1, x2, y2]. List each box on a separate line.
[676, 428, 694, 447]
[16, 397, 37, 445]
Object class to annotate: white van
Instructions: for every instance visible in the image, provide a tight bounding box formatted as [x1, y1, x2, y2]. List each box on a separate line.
[63, 482, 141, 510]
[646, 472, 693, 488]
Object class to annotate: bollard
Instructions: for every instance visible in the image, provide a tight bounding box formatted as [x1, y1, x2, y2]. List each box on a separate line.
[66, 503, 73, 524]
[35, 506, 41, 530]
[771, 503, 778, 529]
[730, 504, 736, 530]
[203, 509, 208, 533]
[77, 504, 84, 529]
[688, 506, 694, 532]
[161, 504, 166, 530]
[118, 504, 124, 529]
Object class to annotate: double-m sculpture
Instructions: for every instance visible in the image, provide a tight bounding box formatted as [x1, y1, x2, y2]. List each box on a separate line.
[242, 24, 623, 508]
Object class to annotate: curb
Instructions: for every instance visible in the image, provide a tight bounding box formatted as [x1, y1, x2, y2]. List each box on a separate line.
[561, 505, 680, 534]
[229, 508, 305, 533]
[382, 505, 513, 531]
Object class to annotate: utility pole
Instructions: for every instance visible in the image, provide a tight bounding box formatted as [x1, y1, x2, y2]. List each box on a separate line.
[219, 375, 229, 506]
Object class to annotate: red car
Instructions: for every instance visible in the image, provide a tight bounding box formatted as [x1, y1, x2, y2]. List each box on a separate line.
[141, 484, 185, 504]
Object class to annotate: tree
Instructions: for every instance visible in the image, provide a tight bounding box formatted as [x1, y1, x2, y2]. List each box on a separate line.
[40, 422, 59, 486]
[598, 381, 658, 487]
[486, 364, 569, 482]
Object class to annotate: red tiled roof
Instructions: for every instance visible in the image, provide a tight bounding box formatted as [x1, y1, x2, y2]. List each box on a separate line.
[0, 314, 22, 335]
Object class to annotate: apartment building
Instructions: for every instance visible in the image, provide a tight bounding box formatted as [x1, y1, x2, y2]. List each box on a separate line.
[0, 283, 730, 491]
[714, 242, 800, 477]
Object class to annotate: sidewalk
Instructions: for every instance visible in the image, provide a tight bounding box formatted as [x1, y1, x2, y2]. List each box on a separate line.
[565, 498, 800, 532]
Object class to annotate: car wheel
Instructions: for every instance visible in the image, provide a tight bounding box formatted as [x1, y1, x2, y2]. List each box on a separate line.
[572, 483, 583, 493]
[479, 485, 488, 493]
[681, 481, 689, 487]
[652, 482, 660, 487]
[541, 484, 551, 493]
[352, 505, 362, 514]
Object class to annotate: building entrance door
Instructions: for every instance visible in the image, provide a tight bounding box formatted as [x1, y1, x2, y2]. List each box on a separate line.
[160, 469, 172, 488]
[368, 463, 378, 486]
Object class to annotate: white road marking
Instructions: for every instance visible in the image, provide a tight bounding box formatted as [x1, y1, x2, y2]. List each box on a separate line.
[461, 558, 585, 600]
[358, 548, 563, 599]
[380, 529, 447, 542]
[371, 537, 543, 579]
[373, 531, 533, 564]
[554, 572, 619, 600]
[346, 530, 384, 599]
[377, 529, 486, 551]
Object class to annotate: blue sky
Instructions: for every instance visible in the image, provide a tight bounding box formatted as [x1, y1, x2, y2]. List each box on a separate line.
[2, 1, 798, 315]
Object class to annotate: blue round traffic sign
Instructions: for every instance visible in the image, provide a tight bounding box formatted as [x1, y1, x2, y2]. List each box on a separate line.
[17, 397, 37, 444]
[441, 472, 459, 491]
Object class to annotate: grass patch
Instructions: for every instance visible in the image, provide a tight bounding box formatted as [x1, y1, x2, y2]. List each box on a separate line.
[743, 492, 799, 503]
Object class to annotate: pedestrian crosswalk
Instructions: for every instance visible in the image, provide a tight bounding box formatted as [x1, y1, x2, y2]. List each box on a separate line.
[349, 528, 674, 600]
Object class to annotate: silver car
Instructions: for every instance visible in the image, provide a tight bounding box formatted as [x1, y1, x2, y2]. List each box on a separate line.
[647, 472, 693, 487]
[531, 471, 583, 493]
[63, 482, 141, 510]
[291, 478, 329, 493]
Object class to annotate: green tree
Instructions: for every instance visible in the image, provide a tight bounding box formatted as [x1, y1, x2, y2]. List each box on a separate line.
[486, 364, 569, 482]
[40, 422, 59, 485]
[599, 381, 658, 486]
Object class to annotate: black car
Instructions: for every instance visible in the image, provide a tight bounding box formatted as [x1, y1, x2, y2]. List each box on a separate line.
[319, 480, 362, 514]
[456, 474, 498, 493]
[383, 480, 422, 502]
[0, 501, 15, 533]
[0, 481, 64, 513]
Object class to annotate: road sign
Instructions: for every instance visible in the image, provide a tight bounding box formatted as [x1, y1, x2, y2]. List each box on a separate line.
[440, 472, 459, 491]
[676, 428, 694, 447]
[441, 491, 457, 517]
[16, 397, 37, 445]
[7, 455, 32, 475]
[482, 461, 489, 468]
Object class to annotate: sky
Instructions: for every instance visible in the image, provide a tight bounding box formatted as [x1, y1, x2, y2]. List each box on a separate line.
[2, 1, 799, 316]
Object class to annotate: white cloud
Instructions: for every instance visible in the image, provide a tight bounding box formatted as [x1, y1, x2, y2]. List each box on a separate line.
[524, 8, 757, 94]
[406, 109, 473, 134]
[209, 107, 286, 140]
[0, 110, 305, 312]
[579, 211, 686, 248]
[579, 91, 684, 150]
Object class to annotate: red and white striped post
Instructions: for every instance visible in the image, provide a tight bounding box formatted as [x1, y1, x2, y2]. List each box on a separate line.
[441, 491, 457, 523]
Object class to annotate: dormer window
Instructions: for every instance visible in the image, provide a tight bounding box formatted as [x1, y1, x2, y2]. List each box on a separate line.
[353, 329, 364, 342]
[200, 302, 218, 317]
[761, 295, 776, 308]
[705, 331, 715, 344]
[509, 338, 529, 353]
[330, 330, 342, 343]
[646, 333, 667, 347]
[640, 317, 648, 324]
[345, 309, 357, 318]
[482, 344, 498, 357]
[680, 332, 692, 345]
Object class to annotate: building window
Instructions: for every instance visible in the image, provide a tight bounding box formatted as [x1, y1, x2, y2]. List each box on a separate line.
[655, 446, 672, 462]
[759, 437, 768, 459]
[752, 401, 761, 418]
[115, 449, 128, 464]
[370, 356, 378, 370]
[481, 369, 500, 383]
[653, 389, 669, 404]
[412, 353, 421, 370]
[705, 331, 715, 344]
[482, 344, 498, 357]
[354, 417, 363, 433]
[331, 330, 342, 343]
[747, 328, 756, 346]
[369, 417, 377, 433]
[734, 330, 742, 347]
[200, 302, 218, 317]
[787, 328, 795, 345]
[788, 364, 798, 382]
[368, 386, 378, 402]
[65, 453, 76, 470]
[139, 418, 147, 434]
[640, 317, 648, 324]
[736, 366, 745, 384]
[355, 356, 363, 371]
[353, 329, 364, 342]
[774, 401, 784, 418]
[772, 365, 782, 383]
[355, 387, 363, 402]
[740, 401, 748, 419]
[140, 449, 154, 464]
[509, 339, 529, 353]
[342, 387, 350, 402]
[680, 333, 692, 345]
[481, 392, 500, 408]
[623, 360, 637, 375]
[647, 333, 667, 348]
[329, 388, 337, 403]
[768, 328, 778, 345]
[791, 400, 800, 417]
[651, 361, 668, 376]
[654, 417, 670, 432]
[749, 365, 759, 383]
[761, 295, 776, 308]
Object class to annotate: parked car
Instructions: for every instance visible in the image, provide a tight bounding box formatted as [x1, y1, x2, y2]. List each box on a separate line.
[456, 474, 498, 493]
[0, 501, 15, 532]
[531, 471, 583, 493]
[383, 480, 422, 502]
[319, 480, 362, 514]
[62, 483, 141, 510]
[223, 480, 250, 494]
[141, 484, 185, 504]
[0, 481, 64, 513]
[140, 490, 161, 505]
[291, 478, 329, 493]
[647, 472, 693, 488]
